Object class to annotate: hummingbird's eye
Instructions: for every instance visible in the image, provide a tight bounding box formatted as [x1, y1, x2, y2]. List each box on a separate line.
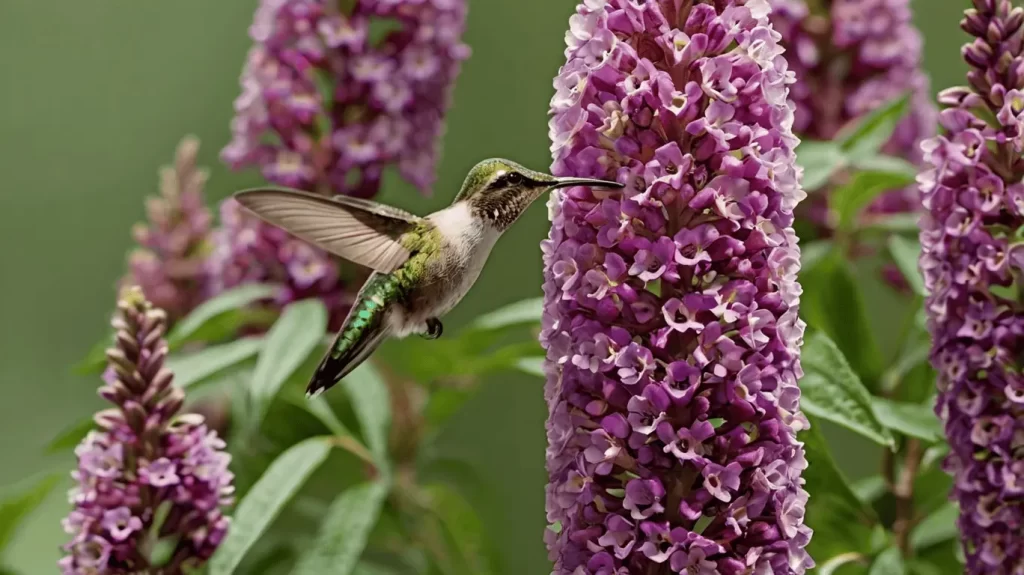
[505, 172, 523, 185]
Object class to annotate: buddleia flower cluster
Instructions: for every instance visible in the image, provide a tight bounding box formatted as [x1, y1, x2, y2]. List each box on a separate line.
[214, 0, 469, 329]
[125, 135, 213, 322]
[918, 0, 1024, 571]
[542, 0, 812, 573]
[768, 0, 935, 237]
[221, 0, 469, 197]
[60, 287, 233, 574]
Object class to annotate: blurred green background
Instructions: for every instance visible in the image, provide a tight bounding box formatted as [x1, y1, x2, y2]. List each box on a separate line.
[0, 0, 971, 572]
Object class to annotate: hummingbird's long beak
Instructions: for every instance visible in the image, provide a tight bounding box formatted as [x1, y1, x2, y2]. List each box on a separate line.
[549, 177, 624, 190]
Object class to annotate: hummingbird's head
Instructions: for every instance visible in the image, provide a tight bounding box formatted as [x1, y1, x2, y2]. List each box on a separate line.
[456, 158, 622, 230]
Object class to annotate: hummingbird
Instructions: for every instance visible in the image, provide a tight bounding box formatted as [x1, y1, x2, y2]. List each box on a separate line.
[233, 158, 622, 397]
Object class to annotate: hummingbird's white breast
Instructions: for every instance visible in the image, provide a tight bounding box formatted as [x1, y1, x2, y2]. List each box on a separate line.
[385, 202, 500, 337]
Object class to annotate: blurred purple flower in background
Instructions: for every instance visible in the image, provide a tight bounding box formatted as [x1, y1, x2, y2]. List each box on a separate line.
[918, 0, 1024, 571]
[542, 1, 812, 573]
[222, 0, 470, 198]
[124, 136, 213, 322]
[769, 0, 935, 237]
[60, 287, 233, 574]
[213, 0, 470, 329]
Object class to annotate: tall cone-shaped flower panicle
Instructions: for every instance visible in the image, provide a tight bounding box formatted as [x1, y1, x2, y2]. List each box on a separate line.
[222, 0, 469, 198]
[60, 288, 233, 574]
[769, 0, 935, 236]
[125, 135, 213, 322]
[919, 1, 1024, 571]
[542, 1, 812, 573]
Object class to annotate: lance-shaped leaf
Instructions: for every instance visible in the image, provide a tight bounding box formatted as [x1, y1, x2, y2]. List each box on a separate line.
[831, 170, 916, 232]
[167, 283, 278, 346]
[73, 333, 113, 375]
[251, 299, 328, 422]
[838, 94, 910, 162]
[800, 332, 896, 449]
[342, 362, 392, 468]
[850, 154, 919, 179]
[45, 418, 96, 454]
[869, 546, 905, 575]
[291, 482, 390, 575]
[888, 235, 926, 296]
[467, 297, 542, 332]
[0, 473, 61, 554]
[800, 253, 883, 383]
[167, 337, 263, 390]
[910, 502, 959, 550]
[799, 240, 833, 277]
[208, 437, 332, 575]
[871, 397, 943, 442]
[423, 483, 500, 575]
[801, 417, 879, 564]
[796, 140, 846, 191]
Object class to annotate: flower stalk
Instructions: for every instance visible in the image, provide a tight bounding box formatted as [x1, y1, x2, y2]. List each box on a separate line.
[60, 287, 234, 574]
[918, 0, 1024, 571]
[542, 1, 813, 572]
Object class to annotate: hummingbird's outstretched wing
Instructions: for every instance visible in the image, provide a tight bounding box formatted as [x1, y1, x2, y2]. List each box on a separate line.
[234, 188, 423, 273]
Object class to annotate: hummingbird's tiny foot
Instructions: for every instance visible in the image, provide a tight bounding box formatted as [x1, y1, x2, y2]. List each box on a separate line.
[422, 318, 443, 339]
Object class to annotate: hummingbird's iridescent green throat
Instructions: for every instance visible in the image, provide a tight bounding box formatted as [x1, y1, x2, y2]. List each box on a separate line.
[233, 158, 622, 397]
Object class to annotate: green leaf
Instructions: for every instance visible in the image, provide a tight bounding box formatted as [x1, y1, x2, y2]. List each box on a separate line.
[799, 240, 833, 276]
[167, 337, 263, 389]
[870, 397, 943, 442]
[45, 418, 96, 453]
[282, 392, 350, 437]
[467, 297, 542, 332]
[423, 484, 500, 575]
[208, 437, 332, 575]
[291, 482, 389, 575]
[801, 417, 878, 563]
[73, 333, 112, 375]
[168, 284, 278, 346]
[342, 362, 392, 468]
[866, 212, 921, 233]
[870, 546, 905, 575]
[800, 332, 896, 449]
[888, 235, 926, 296]
[850, 475, 888, 505]
[800, 253, 884, 383]
[513, 357, 545, 378]
[0, 474, 62, 553]
[910, 502, 959, 550]
[797, 140, 846, 191]
[831, 170, 916, 231]
[850, 154, 919, 180]
[817, 552, 867, 575]
[839, 94, 910, 162]
[251, 299, 328, 421]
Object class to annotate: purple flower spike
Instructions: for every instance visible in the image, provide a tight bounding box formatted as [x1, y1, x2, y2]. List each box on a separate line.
[543, 1, 812, 573]
[125, 136, 213, 322]
[769, 0, 936, 244]
[223, 0, 470, 197]
[919, 1, 1024, 572]
[60, 287, 233, 574]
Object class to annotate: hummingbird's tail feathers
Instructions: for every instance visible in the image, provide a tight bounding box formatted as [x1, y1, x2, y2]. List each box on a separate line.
[306, 328, 389, 397]
[305, 272, 400, 397]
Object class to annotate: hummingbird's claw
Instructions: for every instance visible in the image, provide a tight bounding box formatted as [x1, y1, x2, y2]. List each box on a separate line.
[422, 318, 443, 340]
